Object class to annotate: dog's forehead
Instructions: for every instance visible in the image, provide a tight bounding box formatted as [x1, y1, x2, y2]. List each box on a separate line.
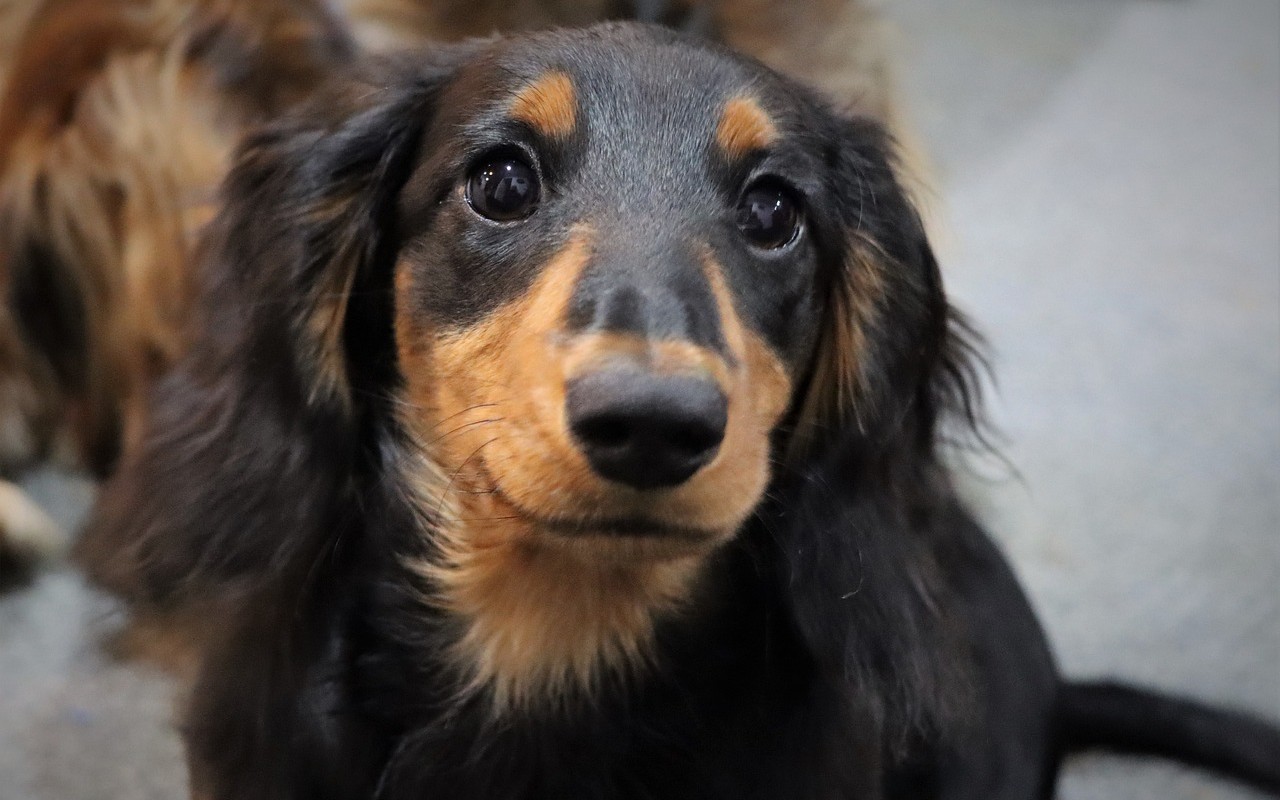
[469, 26, 787, 165]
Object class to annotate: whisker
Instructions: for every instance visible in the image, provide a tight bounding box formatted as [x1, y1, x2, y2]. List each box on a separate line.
[433, 436, 500, 518]
[429, 417, 504, 446]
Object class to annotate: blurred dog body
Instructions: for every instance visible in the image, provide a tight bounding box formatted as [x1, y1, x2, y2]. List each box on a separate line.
[0, 0, 355, 569]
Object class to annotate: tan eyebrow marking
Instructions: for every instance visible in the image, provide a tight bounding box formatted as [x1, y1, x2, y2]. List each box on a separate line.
[715, 96, 778, 159]
[509, 71, 577, 139]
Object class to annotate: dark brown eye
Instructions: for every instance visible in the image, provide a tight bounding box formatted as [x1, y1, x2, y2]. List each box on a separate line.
[466, 156, 540, 221]
[736, 182, 801, 249]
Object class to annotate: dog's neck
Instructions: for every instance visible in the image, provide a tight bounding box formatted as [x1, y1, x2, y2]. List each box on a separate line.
[401, 462, 710, 712]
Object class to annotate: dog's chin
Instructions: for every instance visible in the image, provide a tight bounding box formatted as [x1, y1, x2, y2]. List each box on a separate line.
[544, 526, 725, 563]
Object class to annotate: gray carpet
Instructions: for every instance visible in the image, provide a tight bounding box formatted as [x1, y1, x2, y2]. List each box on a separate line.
[1, 1, 1276, 797]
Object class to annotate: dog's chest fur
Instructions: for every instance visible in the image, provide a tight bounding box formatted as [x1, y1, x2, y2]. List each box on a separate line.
[317, 511, 881, 800]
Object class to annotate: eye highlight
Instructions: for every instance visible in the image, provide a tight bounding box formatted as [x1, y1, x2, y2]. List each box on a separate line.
[736, 182, 801, 250]
[466, 155, 540, 221]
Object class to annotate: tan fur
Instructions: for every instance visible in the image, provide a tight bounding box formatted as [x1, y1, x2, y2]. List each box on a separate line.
[0, 0, 351, 477]
[558, 331, 734, 389]
[101, 606, 209, 679]
[0, 0, 345, 473]
[298, 188, 377, 406]
[509, 71, 577, 140]
[2, 1, 201, 464]
[407, 526, 705, 711]
[715, 96, 777, 160]
[0, 1, 350, 606]
[788, 240, 888, 458]
[393, 232, 791, 710]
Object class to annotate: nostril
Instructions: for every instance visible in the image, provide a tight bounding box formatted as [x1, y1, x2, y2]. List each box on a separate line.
[668, 424, 721, 457]
[574, 415, 633, 450]
[565, 369, 728, 490]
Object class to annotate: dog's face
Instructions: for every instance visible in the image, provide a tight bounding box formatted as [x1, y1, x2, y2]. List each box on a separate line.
[392, 29, 885, 561]
[155, 23, 947, 708]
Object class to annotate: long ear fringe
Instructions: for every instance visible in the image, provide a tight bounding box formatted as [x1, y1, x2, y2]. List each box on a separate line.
[76, 73, 432, 608]
[784, 253, 993, 470]
[221, 88, 426, 407]
[771, 111, 991, 752]
[765, 453, 975, 756]
[769, 303, 986, 753]
[783, 107, 993, 465]
[783, 241, 883, 462]
[931, 306, 998, 456]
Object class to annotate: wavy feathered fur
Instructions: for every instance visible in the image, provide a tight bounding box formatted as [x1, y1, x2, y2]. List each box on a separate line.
[75, 26, 978, 798]
[2, 4, 1273, 799]
[76, 23, 1280, 800]
[0, 0, 354, 574]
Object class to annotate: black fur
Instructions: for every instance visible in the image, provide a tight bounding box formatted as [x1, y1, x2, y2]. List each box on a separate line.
[1058, 682, 1280, 794]
[80, 24, 1280, 800]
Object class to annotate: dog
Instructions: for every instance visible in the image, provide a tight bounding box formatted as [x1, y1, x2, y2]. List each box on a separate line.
[0, 0, 359, 573]
[72, 23, 1280, 800]
[0, 0, 916, 585]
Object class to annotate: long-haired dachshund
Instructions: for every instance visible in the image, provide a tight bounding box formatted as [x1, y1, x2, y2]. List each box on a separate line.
[0, 0, 911, 582]
[74, 22, 1280, 800]
[0, 0, 356, 570]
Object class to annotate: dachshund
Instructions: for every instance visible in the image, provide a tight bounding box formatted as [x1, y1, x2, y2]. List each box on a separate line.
[0, 0, 914, 583]
[75, 22, 1280, 800]
[0, 0, 355, 572]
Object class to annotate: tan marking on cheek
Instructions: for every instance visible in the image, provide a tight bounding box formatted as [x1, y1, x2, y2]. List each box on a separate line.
[478, 252, 789, 539]
[700, 253, 792, 426]
[509, 71, 577, 139]
[395, 234, 701, 710]
[391, 235, 792, 714]
[715, 96, 777, 160]
[423, 234, 591, 485]
[392, 262, 422, 372]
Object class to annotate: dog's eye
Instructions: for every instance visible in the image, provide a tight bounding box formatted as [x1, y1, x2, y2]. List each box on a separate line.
[466, 156, 540, 221]
[736, 182, 801, 250]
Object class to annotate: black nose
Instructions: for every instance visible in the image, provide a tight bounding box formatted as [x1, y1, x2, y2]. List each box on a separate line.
[566, 369, 728, 490]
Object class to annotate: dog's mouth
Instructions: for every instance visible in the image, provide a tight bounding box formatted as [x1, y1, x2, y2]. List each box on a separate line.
[484, 471, 723, 545]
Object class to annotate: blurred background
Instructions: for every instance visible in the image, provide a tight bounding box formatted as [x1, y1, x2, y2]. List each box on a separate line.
[0, 0, 1276, 798]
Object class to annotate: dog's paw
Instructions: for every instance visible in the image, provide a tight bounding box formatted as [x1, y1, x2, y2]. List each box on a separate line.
[0, 479, 67, 575]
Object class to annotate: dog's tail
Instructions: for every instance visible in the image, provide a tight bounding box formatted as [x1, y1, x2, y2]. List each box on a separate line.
[1057, 680, 1280, 794]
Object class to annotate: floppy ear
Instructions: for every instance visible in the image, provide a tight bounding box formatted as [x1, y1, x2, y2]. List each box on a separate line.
[208, 70, 437, 412]
[77, 54, 467, 605]
[787, 114, 983, 462]
[766, 113, 984, 753]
